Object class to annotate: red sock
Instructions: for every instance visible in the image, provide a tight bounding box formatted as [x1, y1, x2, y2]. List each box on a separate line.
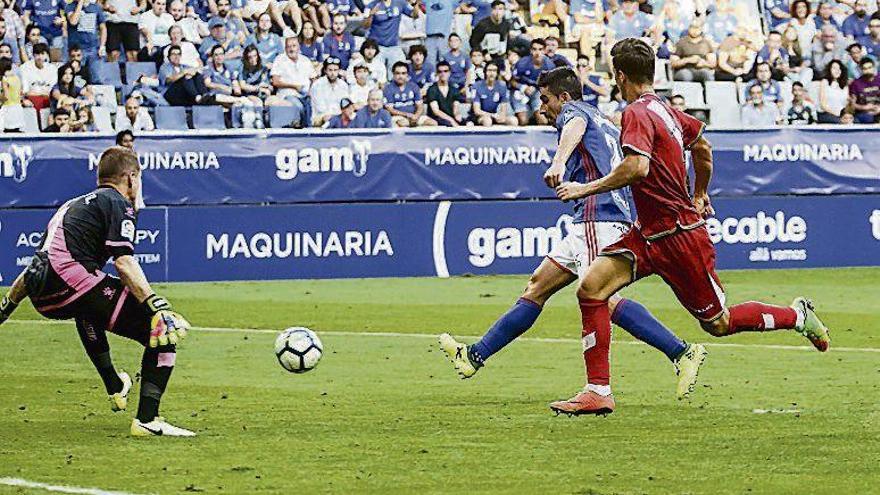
[728, 301, 798, 334]
[579, 297, 611, 388]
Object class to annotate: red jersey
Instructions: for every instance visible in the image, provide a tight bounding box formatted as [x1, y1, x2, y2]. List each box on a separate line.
[619, 93, 706, 239]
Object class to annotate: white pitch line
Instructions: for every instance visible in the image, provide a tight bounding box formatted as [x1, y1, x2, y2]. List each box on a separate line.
[0, 477, 145, 495]
[6, 319, 879, 353]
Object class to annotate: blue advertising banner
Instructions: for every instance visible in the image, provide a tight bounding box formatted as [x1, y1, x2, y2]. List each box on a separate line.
[1, 127, 879, 208]
[2, 196, 877, 284]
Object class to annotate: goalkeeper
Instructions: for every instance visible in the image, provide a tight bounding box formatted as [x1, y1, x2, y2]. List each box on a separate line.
[0, 146, 194, 437]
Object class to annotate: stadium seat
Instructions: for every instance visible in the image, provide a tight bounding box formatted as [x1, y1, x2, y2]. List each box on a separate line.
[22, 107, 40, 132]
[125, 62, 158, 85]
[92, 107, 113, 132]
[705, 81, 742, 127]
[38, 107, 50, 128]
[268, 106, 301, 128]
[672, 81, 707, 109]
[654, 59, 671, 90]
[155, 106, 189, 130]
[91, 84, 118, 109]
[192, 105, 226, 130]
[94, 62, 123, 89]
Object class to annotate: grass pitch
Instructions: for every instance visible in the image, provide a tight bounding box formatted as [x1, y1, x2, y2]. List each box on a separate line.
[1, 268, 879, 494]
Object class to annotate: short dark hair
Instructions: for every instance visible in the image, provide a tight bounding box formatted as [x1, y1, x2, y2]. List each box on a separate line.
[436, 60, 451, 70]
[755, 61, 771, 71]
[116, 129, 134, 146]
[537, 66, 582, 99]
[485, 61, 499, 71]
[32, 42, 49, 55]
[848, 42, 864, 51]
[408, 44, 427, 58]
[53, 107, 71, 118]
[210, 44, 224, 56]
[391, 61, 409, 73]
[470, 47, 485, 56]
[448, 32, 461, 41]
[610, 38, 655, 84]
[98, 146, 140, 183]
[360, 38, 379, 56]
[860, 57, 875, 68]
[670, 94, 685, 102]
[68, 43, 81, 53]
[530, 38, 546, 48]
[792, 81, 804, 89]
[768, 30, 782, 37]
[168, 45, 182, 55]
[491, 0, 505, 7]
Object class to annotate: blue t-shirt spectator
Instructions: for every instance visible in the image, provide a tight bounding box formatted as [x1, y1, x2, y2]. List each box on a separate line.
[368, 0, 413, 47]
[763, 0, 790, 29]
[472, 79, 509, 113]
[158, 62, 192, 90]
[321, 32, 356, 69]
[569, 0, 608, 20]
[239, 67, 270, 95]
[410, 61, 436, 89]
[582, 75, 603, 107]
[65, 0, 107, 53]
[200, 36, 241, 61]
[425, 0, 462, 36]
[353, 106, 393, 127]
[21, 0, 64, 39]
[300, 41, 323, 62]
[205, 63, 238, 94]
[814, 15, 840, 31]
[441, 50, 470, 86]
[705, 11, 737, 43]
[756, 45, 791, 67]
[466, 0, 492, 26]
[843, 13, 871, 39]
[744, 79, 783, 104]
[245, 32, 283, 64]
[513, 55, 554, 87]
[860, 36, 880, 58]
[383, 80, 421, 113]
[608, 10, 653, 38]
[327, 113, 355, 128]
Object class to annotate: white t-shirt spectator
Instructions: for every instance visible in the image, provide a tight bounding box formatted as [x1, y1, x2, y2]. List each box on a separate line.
[139, 10, 175, 47]
[106, 0, 140, 23]
[271, 54, 316, 98]
[349, 80, 376, 107]
[163, 41, 201, 68]
[347, 56, 387, 86]
[741, 102, 781, 126]
[821, 79, 849, 115]
[175, 17, 205, 44]
[114, 107, 155, 131]
[19, 60, 57, 96]
[310, 76, 350, 118]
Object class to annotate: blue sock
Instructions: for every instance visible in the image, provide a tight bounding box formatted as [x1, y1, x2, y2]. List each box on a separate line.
[612, 299, 687, 362]
[470, 298, 543, 364]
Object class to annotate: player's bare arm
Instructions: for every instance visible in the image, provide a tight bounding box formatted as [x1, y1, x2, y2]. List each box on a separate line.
[690, 135, 715, 218]
[115, 255, 155, 303]
[556, 151, 649, 201]
[543, 117, 585, 188]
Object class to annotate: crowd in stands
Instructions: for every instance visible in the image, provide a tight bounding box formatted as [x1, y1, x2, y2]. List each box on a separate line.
[1, 0, 880, 132]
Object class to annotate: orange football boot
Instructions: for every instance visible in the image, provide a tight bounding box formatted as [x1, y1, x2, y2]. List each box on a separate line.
[549, 391, 615, 416]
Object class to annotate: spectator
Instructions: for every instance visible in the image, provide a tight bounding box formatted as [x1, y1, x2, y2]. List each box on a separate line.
[204, 44, 249, 106]
[383, 60, 436, 126]
[577, 54, 608, 107]
[268, 37, 316, 126]
[245, 13, 283, 67]
[511, 38, 553, 125]
[814, 2, 840, 32]
[471, 60, 516, 125]
[818, 58, 850, 122]
[138, 0, 173, 63]
[164, 25, 201, 68]
[19, 42, 55, 111]
[20, 0, 65, 59]
[782, 24, 814, 83]
[0, 0, 24, 61]
[654, 0, 691, 45]
[348, 38, 387, 86]
[786, 0, 818, 57]
[840, 109, 856, 123]
[238, 44, 272, 105]
[349, 63, 375, 107]
[608, 0, 653, 40]
[716, 27, 757, 81]
[115, 94, 155, 131]
[0, 19, 17, 65]
[812, 25, 847, 78]
[842, 0, 871, 39]
[408, 44, 436, 91]
[764, 0, 791, 30]
[67, 45, 93, 85]
[0, 58, 22, 132]
[845, 42, 867, 78]
[43, 106, 72, 131]
[424, 0, 463, 63]
[70, 105, 97, 131]
[116, 129, 135, 148]
[210, 0, 248, 45]
[200, 17, 243, 63]
[466, 47, 486, 85]
[464, 0, 493, 26]
[744, 62, 783, 106]
[352, 87, 393, 127]
[240, 0, 295, 34]
[299, 21, 323, 64]
[671, 21, 716, 82]
[470, 0, 510, 64]
[104, 0, 141, 63]
[704, 0, 737, 43]
[399, 0, 426, 52]
[741, 83, 783, 125]
[326, 97, 356, 128]
[425, 60, 465, 126]
[669, 93, 687, 112]
[849, 56, 880, 122]
[51, 62, 94, 110]
[321, 13, 356, 70]
[543, 36, 570, 67]
[363, 0, 420, 74]
[159, 44, 213, 106]
[786, 81, 817, 124]
[755, 30, 791, 80]
[169, 0, 206, 45]
[22, 24, 48, 63]
[859, 17, 880, 57]
[567, 0, 605, 57]
[65, 0, 107, 81]
[300, 0, 330, 36]
[310, 56, 350, 126]
[440, 33, 469, 87]
[0, 41, 12, 65]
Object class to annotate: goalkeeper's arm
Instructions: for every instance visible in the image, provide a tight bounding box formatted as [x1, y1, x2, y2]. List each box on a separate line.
[0, 270, 29, 325]
[115, 255, 190, 347]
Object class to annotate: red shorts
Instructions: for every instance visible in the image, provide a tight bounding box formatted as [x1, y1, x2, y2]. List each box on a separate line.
[602, 225, 727, 321]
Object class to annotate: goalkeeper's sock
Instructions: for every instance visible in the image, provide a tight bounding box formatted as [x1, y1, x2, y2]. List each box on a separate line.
[470, 298, 542, 363]
[91, 351, 124, 395]
[136, 346, 175, 423]
[727, 302, 798, 334]
[612, 298, 687, 362]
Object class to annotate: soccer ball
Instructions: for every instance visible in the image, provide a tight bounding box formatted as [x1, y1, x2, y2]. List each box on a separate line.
[274, 327, 323, 373]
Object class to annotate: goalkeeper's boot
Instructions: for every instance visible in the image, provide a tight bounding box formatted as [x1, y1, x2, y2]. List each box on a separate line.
[674, 343, 707, 400]
[109, 371, 132, 412]
[792, 297, 830, 352]
[549, 390, 615, 417]
[131, 417, 196, 437]
[438, 333, 482, 379]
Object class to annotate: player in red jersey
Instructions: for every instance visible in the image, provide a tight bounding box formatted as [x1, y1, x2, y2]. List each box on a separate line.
[546, 38, 831, 416]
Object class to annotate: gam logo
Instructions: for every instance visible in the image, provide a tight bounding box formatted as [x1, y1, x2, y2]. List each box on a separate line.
[0, 145, 35, 183]
[275, 140, 371, 181]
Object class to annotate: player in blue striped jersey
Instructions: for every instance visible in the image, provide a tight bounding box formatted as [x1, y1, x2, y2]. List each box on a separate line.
[440, 67, 707, 404]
